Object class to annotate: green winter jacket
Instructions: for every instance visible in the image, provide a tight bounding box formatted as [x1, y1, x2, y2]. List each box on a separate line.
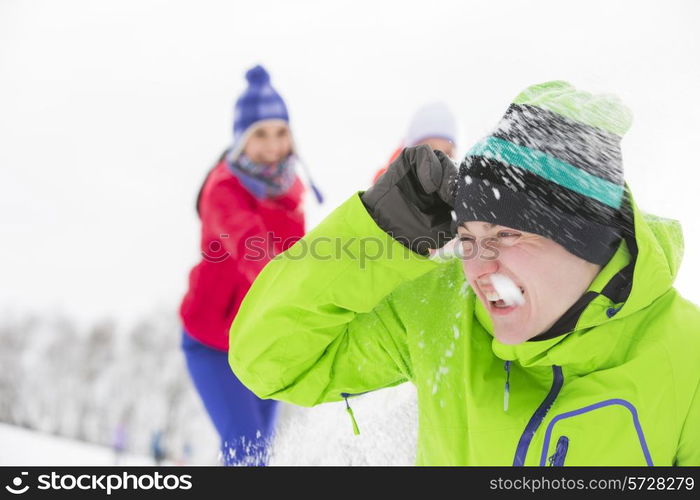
[228, 189, 700, 466]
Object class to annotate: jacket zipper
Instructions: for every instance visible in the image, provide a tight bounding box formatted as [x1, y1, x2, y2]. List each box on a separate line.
[512, 365, 564, 466]
[548, 435, 569, 466]
[340, 378, 411, 436]
[341, 391, 371, 436]
[503, 361, 511, 412]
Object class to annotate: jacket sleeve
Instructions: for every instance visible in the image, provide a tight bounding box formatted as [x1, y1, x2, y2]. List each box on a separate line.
[675, 378, 700, 465]
[228, 191, 440, 406]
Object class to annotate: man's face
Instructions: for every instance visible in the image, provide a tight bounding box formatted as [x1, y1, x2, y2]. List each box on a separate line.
[457, 222, 601, 344]
[417, 137, 455, 159]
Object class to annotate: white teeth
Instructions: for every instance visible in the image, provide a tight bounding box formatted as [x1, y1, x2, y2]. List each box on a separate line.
[484, 291, 501, 302]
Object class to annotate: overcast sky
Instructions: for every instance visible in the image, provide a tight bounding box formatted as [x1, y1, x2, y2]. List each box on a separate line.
[1, 0, 699, 326]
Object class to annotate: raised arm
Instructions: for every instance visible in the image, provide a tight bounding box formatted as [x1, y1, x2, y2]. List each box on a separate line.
[228, 146, 457, 406]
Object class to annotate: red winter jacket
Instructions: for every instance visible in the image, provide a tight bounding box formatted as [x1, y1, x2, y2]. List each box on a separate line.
[180, 158, 305, 351]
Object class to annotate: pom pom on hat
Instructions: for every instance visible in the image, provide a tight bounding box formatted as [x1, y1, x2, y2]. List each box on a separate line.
[245, 65, 271, 86]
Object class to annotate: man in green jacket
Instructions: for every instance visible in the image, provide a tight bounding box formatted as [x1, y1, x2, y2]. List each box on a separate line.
[229, 81, 700, 466]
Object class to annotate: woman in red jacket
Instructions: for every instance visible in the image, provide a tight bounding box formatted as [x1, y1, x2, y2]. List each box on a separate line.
[180, 65, 308, 465]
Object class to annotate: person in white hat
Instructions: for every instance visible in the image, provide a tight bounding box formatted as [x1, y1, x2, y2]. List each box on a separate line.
[372, 101, 457, 184]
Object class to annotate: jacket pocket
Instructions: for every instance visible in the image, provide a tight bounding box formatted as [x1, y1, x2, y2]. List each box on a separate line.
[539, 398, 653, 466]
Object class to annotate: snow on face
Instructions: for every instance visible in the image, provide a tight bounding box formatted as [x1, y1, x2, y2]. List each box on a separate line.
[489, 273, 525, 307]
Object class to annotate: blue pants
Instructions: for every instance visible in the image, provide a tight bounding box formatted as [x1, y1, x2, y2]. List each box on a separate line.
[181, 331, 278, 466]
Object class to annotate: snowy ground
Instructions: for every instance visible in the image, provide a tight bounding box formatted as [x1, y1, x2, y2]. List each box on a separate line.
[270, 384, 418, 466]
[0, 384, 418, 466]
[0, 422, 156, 466]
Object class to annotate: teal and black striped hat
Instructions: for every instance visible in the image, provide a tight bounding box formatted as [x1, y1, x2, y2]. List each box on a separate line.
[455, 81, 633, 265]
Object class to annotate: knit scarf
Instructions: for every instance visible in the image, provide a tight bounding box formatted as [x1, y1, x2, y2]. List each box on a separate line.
[227, 153, 297, 200]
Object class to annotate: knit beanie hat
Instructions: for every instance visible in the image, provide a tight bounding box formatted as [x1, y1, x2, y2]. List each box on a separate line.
[454, 81, 633, 265]
[404, 102, 457, 147]
[229, 65, 290, 160]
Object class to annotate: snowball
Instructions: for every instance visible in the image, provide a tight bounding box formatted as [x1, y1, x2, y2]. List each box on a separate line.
[490, 273, 525, 307]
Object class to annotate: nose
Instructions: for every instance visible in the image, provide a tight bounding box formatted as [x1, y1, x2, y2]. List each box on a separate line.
[258, 149, 277, 164]
[465, 249, 500, 279]
[263, 139, 284, 162]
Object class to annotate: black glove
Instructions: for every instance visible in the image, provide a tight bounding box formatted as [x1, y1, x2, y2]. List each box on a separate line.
[361, 145, 457, 256]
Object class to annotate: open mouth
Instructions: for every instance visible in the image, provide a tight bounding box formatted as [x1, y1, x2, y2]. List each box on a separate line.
[488, 290, 525, 308]
[476, 275, 526, 314]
